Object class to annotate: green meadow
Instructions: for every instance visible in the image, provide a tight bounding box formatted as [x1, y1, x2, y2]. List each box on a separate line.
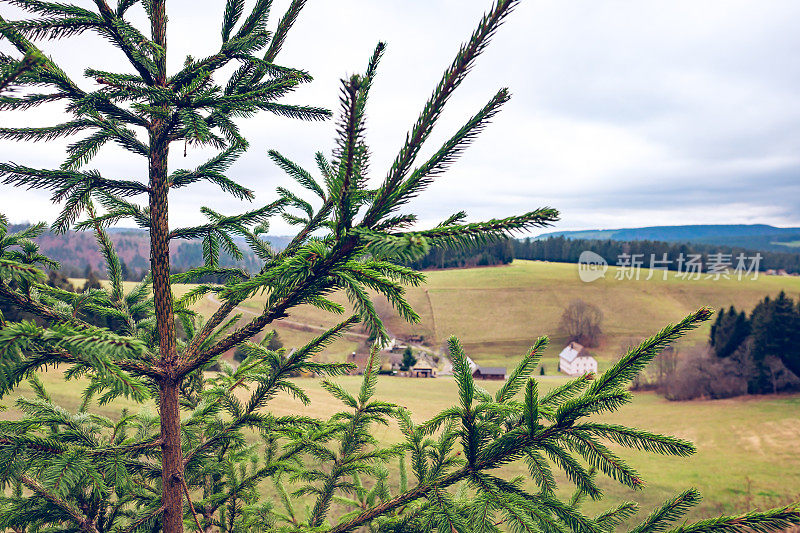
[213, 259, 800, 370]
[44, 259, 800, 523]
[4, 370, 798, 524]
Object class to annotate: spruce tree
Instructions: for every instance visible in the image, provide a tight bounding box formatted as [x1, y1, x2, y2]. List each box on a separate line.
[1, 1, 799, 533]
[401, 346, 417, 372]
[750, 292, 800, 391]
[710, 306, 750, 359]
[266, 328, 283, 352]
[0, 0, 331, 530]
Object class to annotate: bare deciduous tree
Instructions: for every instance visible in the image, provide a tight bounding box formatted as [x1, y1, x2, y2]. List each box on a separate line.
[560, 299, 603, 347]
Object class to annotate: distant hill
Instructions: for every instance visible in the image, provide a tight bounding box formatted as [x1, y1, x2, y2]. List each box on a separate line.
[536, 224, 800, 253]
[8, 224, 292, 277]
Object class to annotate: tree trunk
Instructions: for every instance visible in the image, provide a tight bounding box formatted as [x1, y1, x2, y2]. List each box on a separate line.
[148, 2, 183, 530]
[159, 378, 184, 533]
[150, 136, 184, 532]
[150, 129, 185, 531]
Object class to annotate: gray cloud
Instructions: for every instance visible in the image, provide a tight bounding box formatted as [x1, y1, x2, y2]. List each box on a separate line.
[2, 0, 799, 235]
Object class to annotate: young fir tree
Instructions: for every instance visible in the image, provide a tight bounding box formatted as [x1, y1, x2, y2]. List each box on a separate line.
[1, 1, 800, 533]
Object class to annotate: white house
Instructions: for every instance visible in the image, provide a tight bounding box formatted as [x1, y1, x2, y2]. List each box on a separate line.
[558, 341, 598, 376]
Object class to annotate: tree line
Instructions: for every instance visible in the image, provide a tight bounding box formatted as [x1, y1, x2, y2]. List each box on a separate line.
[402, 238, 514, 270]
[7, 223, 262, 281]
[401, 235, 800, 273]
[638, 293, 800, 400]
[514, 236, 800, 273]
[709, 293, 800, 394]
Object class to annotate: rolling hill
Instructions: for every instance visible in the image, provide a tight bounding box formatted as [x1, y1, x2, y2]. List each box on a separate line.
[535, 224, 800, 252]
[94, 261, 800, 520]
[9, 224, 293, 276]
[210, 259, 800, 371]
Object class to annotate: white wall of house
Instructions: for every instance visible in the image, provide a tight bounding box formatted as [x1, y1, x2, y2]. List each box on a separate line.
[559, 355, 598, 376]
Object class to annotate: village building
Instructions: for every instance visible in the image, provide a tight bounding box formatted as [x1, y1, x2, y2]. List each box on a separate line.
[410, 359, 437, 378]
[472, 365, 506, 380]
[558, 341, 598, 376]
[440, 356, 479, 377]
[386, 352, 404, 372]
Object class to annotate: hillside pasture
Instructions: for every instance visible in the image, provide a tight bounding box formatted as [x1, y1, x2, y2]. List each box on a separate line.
[198, 260, 800, 369]
[3, 370, 798, 524]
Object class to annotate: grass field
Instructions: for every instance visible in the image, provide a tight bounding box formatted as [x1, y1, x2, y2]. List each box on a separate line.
[4, 370, 798, 524]
[211, 260, 800, 370]
[90, 260, 800, 370]
[49, 261, 800, 525]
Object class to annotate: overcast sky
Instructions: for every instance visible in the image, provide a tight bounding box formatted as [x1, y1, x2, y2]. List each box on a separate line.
[2, 0, 800, 235]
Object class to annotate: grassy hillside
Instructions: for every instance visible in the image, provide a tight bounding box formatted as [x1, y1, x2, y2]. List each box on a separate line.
[14, 263, 800, 525]
[223, 260, 800, 370]
[4, 370, 797, 524]
[85, 259, 800, 372]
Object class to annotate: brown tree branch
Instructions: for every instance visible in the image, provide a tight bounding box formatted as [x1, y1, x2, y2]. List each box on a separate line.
[328, 427, 562, 533]
[92, 0, 156, 85]
[178, 237, 358, 376]
[19, 474, 99, 533]
[121, 505, 164, 533]
[178, 198, 334, 368]
[180, 474, 204, 532]
[0, 281, 82, 324]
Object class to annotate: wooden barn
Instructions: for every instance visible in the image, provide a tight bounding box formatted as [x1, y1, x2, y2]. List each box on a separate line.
[410, 360, 437, 378]
[472, 365, 506, 380]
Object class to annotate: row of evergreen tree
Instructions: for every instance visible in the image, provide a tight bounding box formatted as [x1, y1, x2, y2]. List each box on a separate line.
[39, 233, 800, 278]
[8, 223, 262, 279]
[710, 293, 800, 394]
[514, 236, 800, 273]
[400, 235, 800, 272]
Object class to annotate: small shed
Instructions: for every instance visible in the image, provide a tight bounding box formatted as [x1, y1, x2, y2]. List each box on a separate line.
[410, 360, 437, 378]
[472, 365, 506, 380]
[558, 341, 598, 376]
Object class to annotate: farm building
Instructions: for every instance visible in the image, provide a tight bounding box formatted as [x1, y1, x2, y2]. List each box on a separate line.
[410, 360, 437, 378]
[386, 351, 404, 372]
[558, 341, 598, 376]
[472, 365, 506, 380]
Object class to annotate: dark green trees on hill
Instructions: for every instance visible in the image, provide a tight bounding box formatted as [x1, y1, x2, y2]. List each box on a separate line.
[404, 238, 513, 270]
[709, 293, 800, 394]
[400, 345, 417, 371]
[749, 292, 800, 391]
[710, 306, 750, 359]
